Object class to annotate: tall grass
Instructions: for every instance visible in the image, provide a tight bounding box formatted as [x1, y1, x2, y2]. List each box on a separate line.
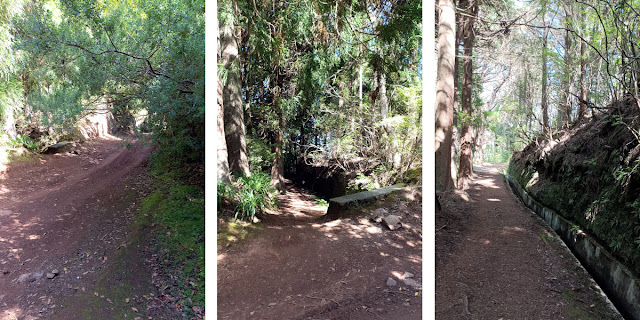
[218, 171, 278, 221]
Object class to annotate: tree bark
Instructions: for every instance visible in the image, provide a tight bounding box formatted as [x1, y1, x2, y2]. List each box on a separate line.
[270, 72, 285, 192]
[457, 0, 476, 190]
[217, 30, 231, 184]
[435, 0, 456, 192]
[560, 6, 572, 128]
[221, 7, 250, 177]
[541, 25, 549, 130]
[578, 6, 587, 121]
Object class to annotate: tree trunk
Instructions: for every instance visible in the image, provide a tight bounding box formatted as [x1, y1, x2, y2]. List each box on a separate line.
[217, 31, 231, 184]
[578, 7, 587, 121]
[379, 72, 388, 119]
[541, 25, 549, 130]
[560, 7, 572, 128]
[221, 8, 250, 177]
[578, 39, 587, 120]
[457, 0, 476, 190]
[270, 72, 285, 192]
[435, 0, 456, 192]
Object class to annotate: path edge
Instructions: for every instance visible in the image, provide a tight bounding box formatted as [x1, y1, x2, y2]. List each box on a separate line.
[505, 173, 638, 320]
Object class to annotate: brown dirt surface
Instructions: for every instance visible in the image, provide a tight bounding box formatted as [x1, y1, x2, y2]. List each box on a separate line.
[436, 164, 623, 320]
[218, 183, 423, 320]
[0, 136, 181, 320]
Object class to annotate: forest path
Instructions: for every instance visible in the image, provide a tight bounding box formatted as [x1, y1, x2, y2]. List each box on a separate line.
[435, 164, 621, 319]
[0, 136, 178, 320]
[218, 183, 422, 320]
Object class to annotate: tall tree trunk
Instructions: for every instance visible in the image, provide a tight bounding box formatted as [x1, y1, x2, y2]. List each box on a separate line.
[217, 31, 231, 184]
[578, 39, 587, 120]
[560, 6, 572, 128]
[435, 0, 456, 192]
[578, 7, 587, 121]
[270, 111, 284, 192]
[270, 72, 285, 192]
[457, 0, 476, 190]
[379, 72, 388, 119]
[541, 25, 549, 130]
[221, 7, 250, 177]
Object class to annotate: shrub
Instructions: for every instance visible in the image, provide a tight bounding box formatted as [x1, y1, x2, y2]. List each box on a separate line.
[218, 171, 278, 222]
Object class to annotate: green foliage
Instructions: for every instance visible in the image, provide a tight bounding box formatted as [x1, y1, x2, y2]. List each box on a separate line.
[141, 181, 204, 317]
[349, 172, 380, 192]
[218, 171, 278, 222]
[247, 137, 274, 172]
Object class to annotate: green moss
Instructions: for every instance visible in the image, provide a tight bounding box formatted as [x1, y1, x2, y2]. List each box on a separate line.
[141, 183, 204, 317]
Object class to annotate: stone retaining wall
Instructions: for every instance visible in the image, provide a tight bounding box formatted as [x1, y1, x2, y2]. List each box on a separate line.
[506, 174, 639, 320]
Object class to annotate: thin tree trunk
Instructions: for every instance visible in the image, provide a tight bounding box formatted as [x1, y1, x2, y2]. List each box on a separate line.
[270, 71, 285, 192]
[221, 6, 250, 177]
[541, 25, 549, 130]
[457, 0, 476, 190]
[578, 7, 587, 121]
[560, 6, 572, 128]
[435, 0, 456, 192]
[217, 31, 231, 184]
[270, 111, 284, 192]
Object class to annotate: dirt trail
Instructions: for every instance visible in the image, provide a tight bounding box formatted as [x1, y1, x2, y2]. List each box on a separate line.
[436, 164, 621, 319]
[0, 136, 178, 320]
[218, 183, 422, 320]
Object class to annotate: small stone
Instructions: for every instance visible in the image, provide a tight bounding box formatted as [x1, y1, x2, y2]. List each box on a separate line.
[402, 278, 421, 289]
[386, 277, 397, 287]
[52, 269, 59, 275]
[382, 215, 402, 230]
[402, 272, 414, 279]
[1, 269, 8, 275]
[46, 273, 55, 279]
[403, 302, 410, 306]
[268, 302, 277, 307]
[17, 272, 42, 283]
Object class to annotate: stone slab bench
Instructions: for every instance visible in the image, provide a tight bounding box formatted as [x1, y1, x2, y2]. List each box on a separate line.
[326, 185, 404, 219]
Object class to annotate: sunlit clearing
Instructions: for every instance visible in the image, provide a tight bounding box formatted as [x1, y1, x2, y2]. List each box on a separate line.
[487, 198, 501, 202]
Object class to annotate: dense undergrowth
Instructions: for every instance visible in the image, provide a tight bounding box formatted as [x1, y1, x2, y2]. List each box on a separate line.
[140, 149, 204, 318]
[217, 171, 278, 222]
[508, 96, 640, 276]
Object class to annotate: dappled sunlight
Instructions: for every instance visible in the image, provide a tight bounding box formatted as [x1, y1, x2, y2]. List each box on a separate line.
[0, 305, 26, 320]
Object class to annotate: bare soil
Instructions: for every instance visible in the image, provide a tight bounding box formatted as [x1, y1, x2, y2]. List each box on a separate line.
[0, 136, 180, 320]
[436, 164, 622, 319]
[217, 183, 423, 320]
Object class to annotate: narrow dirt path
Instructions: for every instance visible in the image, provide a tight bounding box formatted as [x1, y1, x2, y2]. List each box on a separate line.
[218, 183, 422, 320]
[0, 137, 178, 320]
[436, 164, 621, 319]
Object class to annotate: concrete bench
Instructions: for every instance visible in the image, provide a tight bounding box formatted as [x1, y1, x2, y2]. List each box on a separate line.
[326, 185, 405, 219]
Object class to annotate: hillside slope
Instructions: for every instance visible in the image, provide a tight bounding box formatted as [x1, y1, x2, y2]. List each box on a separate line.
[508, 95, 640, 276]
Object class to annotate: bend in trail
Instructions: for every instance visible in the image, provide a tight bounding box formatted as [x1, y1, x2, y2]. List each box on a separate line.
[436, 164, 621, 319]
[0, 136, 178, 320]
[218, 182, 423, 320]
